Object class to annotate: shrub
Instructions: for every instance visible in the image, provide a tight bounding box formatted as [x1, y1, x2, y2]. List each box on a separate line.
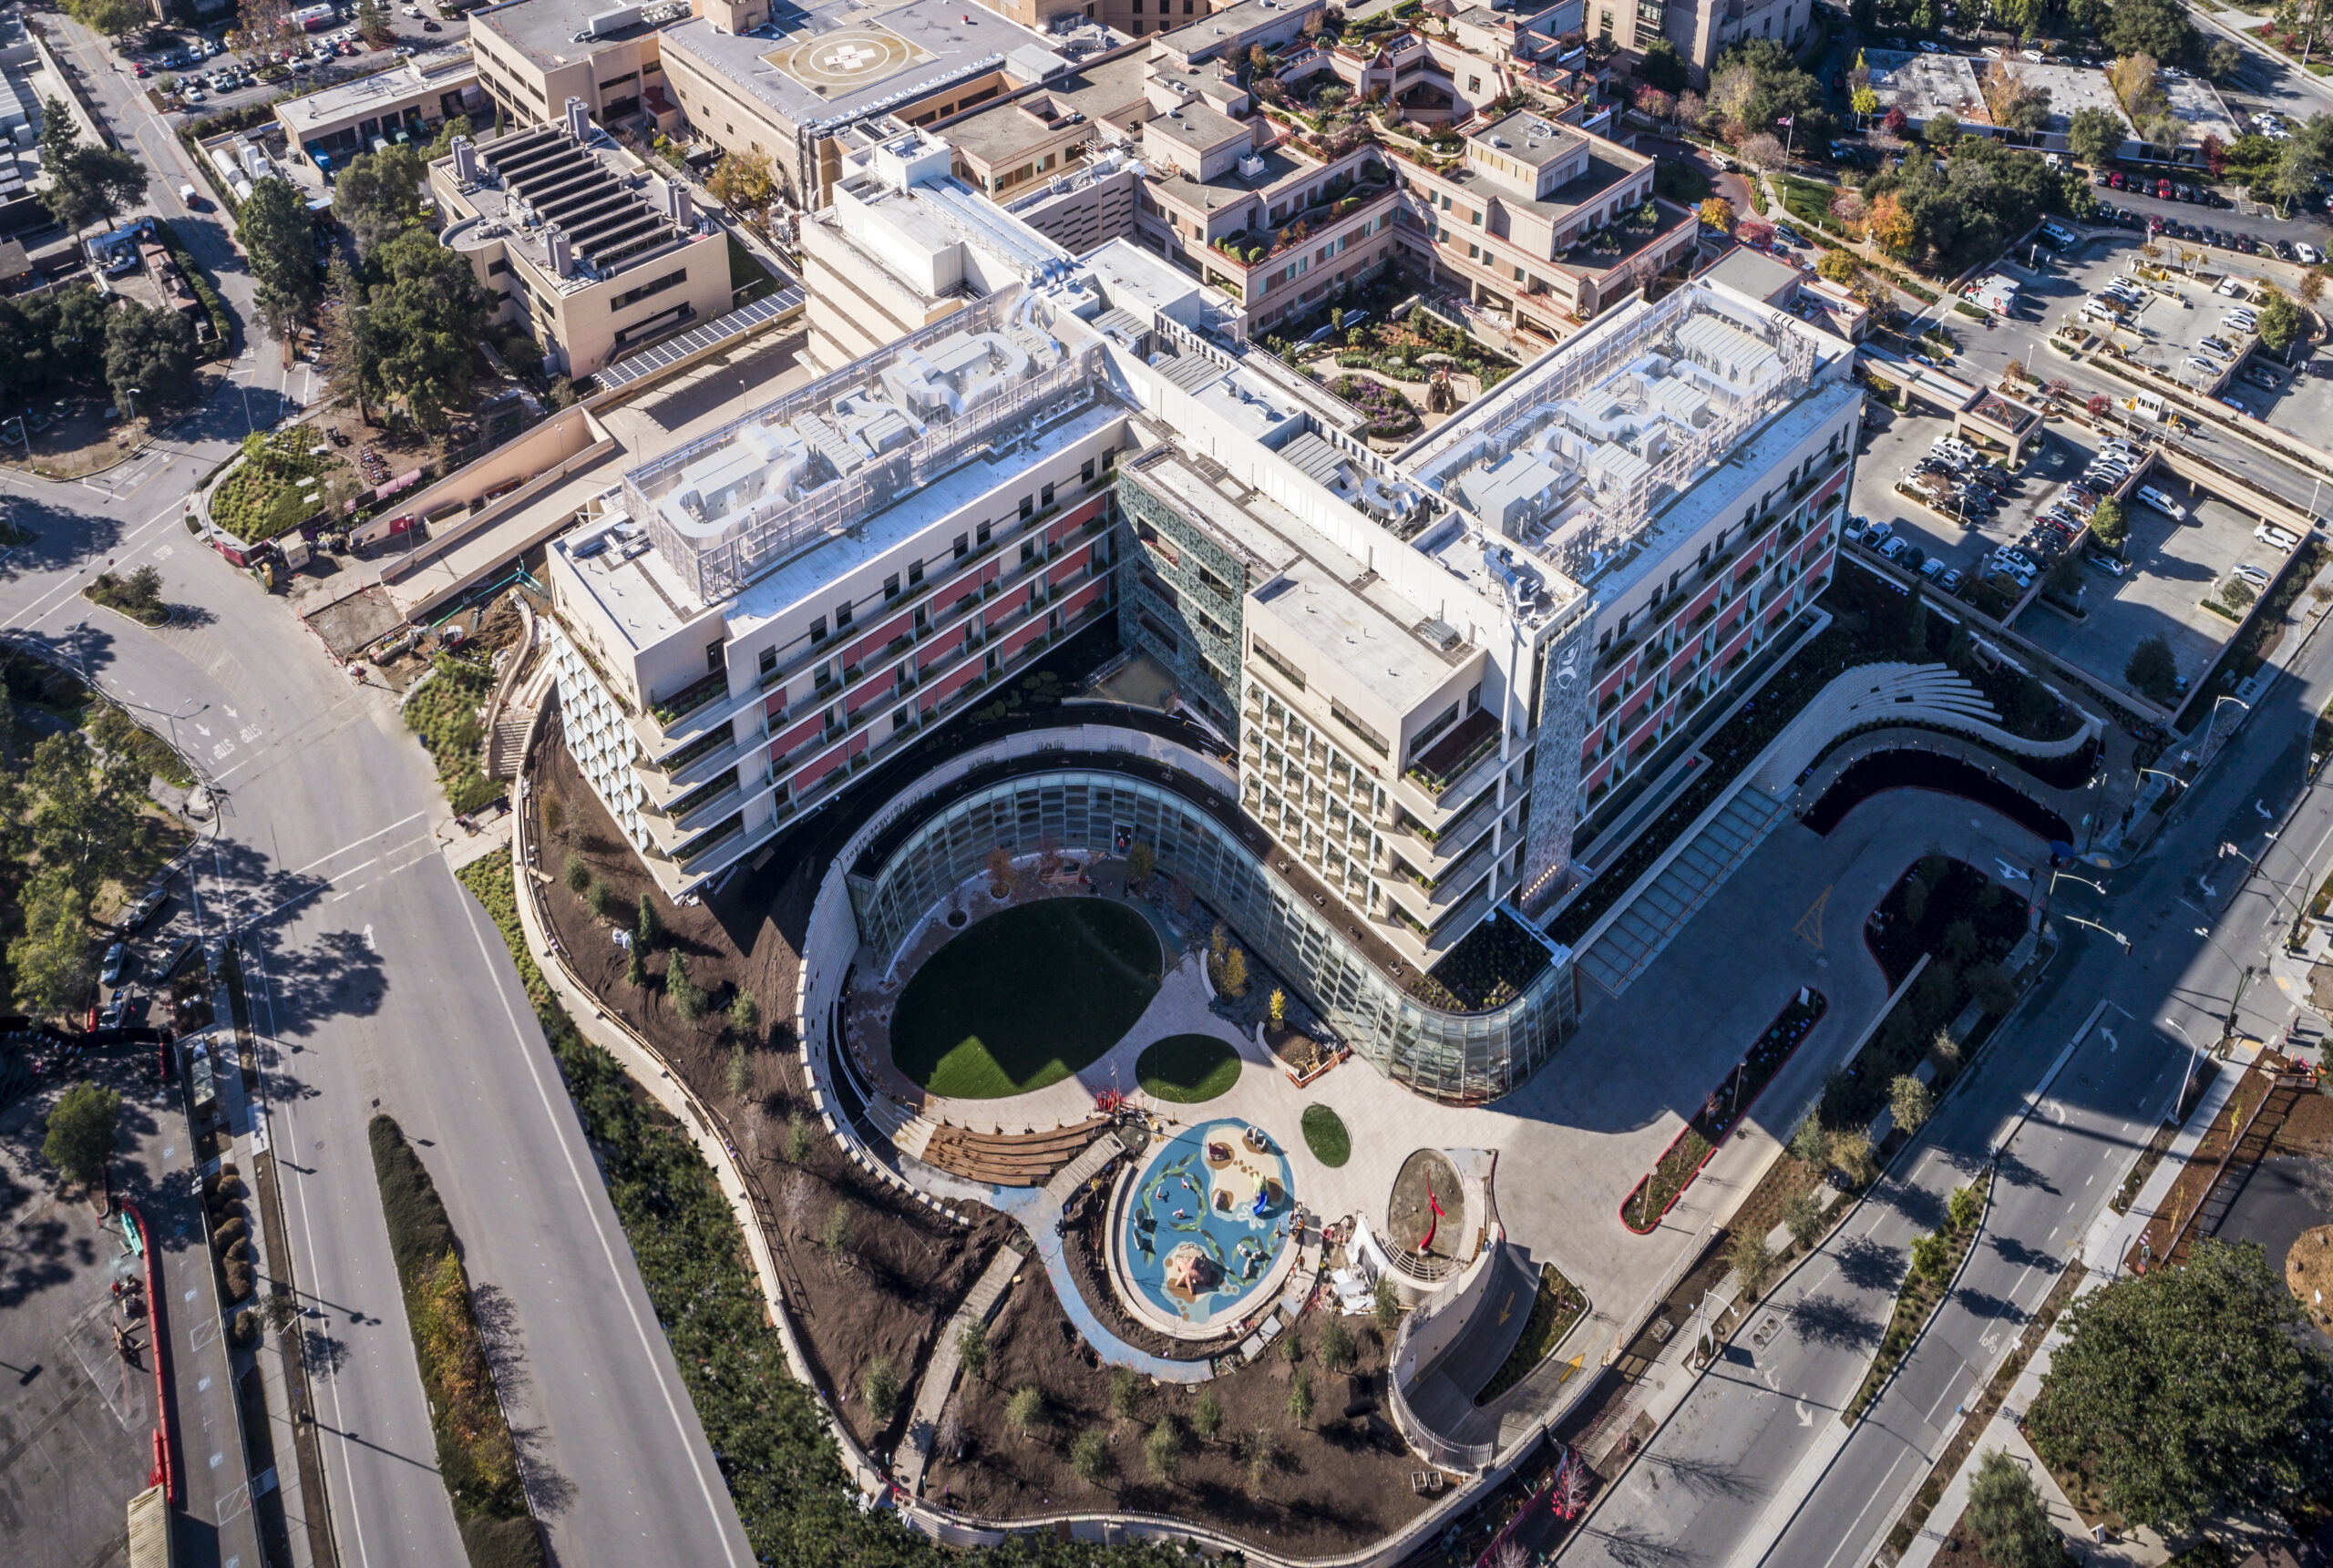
[1891, 1074, 1936, 1134]
[861, 1356, 899, 1422]
[1949, 1183, 1982, 1231]
[222, 1255, 254, 1301]
[1005, 1384, 1045, 1437]
[1319, 1315, 1356, 1371]
[822, 1201, 856, 1261]
[1194, 1389, 1224, 1441]
[1288, 1366, 1315, 1427]
[563, 855, 591, 894]
[785, 1111, 815, 1164]
[1784, 1193, 1825, 1251]
[588, 878, 620, 920]
[1244, 1425, 1284, 1487]
[1145, 1418, 1184, 1480]
[1109, 1366, 1141, 1422]
[1911, 1228, 1951, 1281]
[666, 950, 704, 1021]
[1728, 1230, 1775, 1297]
[231, 1307, 261, 1348]
[1372, 1276, 1402, 1330]
[637, 894, 663, 949]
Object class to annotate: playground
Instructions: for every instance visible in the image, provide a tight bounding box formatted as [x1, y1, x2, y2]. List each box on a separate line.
[1115, 1118, 1298, 1335]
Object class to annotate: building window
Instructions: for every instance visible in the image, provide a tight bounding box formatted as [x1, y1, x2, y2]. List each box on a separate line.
[1197, 565, 1232, 599]
[705, 639, 724, 672]
[977, 521, 992, 546]
[1082, 457, 1096, 483]
[610, 268, 688, 313]
[1251, 636, 1307, 691]
[908, 559, 924, 587]
[758, 646, 777, 677]
[1331, 699, 1388, 757]
[810, 616, 827, 642]
[1042, 481, 1055, 507]
[1020, 496, 1034, 519]
[884, 573, 900, 600]
[954, 532, 969, 559]
[835, 601, 853, 630]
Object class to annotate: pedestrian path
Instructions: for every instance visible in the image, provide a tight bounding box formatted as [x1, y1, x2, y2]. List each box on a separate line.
[1578, 790, 1790, 996]
[896, 1240, 1027, 1496]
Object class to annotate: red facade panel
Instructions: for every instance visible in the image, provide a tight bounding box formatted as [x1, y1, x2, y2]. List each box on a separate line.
[921, 663, 982, 712]
[847, 677, 893, 715]
[846, 610, 915, 671]
[1062, 579, 1107, 618]
[768, 713, 823, 761]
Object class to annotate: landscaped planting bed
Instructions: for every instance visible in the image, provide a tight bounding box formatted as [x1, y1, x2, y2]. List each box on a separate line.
[211, 429, 348, 541]
[1474, 1262, 1588, 1406]
[1135, 1032, 1242, 1103]
[1622, 990, 1828, 1233]
[1408, 906, 1550, 1009]
[1845, 1171, 1990, 1422]
[404, 652, 501, 815]
[1301, 1103, 1351, 1167]
[1329, 374, 1422, 441]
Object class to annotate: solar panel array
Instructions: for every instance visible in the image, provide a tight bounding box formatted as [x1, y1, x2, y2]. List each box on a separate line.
[593, 287, 806, 391]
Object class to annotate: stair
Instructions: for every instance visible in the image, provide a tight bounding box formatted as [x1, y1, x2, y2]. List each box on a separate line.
[1577, 788, 1789, 998]
[486, 709, 533, 780]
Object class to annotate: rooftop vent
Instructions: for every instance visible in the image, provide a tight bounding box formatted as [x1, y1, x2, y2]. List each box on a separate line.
[1418, 618, 1462, 651]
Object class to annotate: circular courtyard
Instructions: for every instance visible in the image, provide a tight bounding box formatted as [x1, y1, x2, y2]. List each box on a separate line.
[888, 898, 1163, 1100]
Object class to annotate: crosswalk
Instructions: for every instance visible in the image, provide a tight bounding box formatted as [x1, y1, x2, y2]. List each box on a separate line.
[1577, 789, 1791, 997]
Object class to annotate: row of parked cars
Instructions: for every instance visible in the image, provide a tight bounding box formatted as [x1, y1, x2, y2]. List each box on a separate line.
[1898, 433, 2012, 527]
[1984, 437, 2150, 593]
[1850, 518, 1969, 595]
[2096, 169, 2227, 207]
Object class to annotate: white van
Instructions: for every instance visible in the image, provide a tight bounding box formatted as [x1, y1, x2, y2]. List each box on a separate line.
[2041, 222, 2079, 249]
[2137, 485, 2183, 518]
[2258, 523, 2302, 551]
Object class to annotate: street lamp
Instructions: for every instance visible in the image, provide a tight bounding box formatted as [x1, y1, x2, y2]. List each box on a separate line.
[2192, 925, 2258, 1034]
[2061, 913, 2131, 950]
[2219, 839, 2307, 925]
[2050, 865, 2108, 897]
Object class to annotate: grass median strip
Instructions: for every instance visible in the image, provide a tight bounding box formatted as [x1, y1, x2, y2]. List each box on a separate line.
[369, 1113, 546, 1568]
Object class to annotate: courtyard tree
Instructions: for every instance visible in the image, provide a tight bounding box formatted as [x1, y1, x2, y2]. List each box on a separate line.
[563, 854, 591, 894]
[1698, 197, 1736, 233]
[1222, 947, 1249, 998]
[1964, 1449, 2064, 1568]
[42, 1080, 121, 1188]
[1288, 1365, 1315, 1428]
[1110, 1366, 1141, 1422]
[665, 950, 704, 1020]
[821, 1200, 856, 1263]
[626, 939, 648, 989]
[729, 988, 760, 1041]
[363, 229, 496, 429]
[2126, 634, 2181, 704]
[1071, 1429, 1113, 1481]
[1005, 1384, 1045, 1439]
[1372, 1276, 1402, 1329]
[708, 147, 776, 215]
[638, 893, 663, 949]
[1194, 1389, 1225, 1441]
[1125, 839, 1155, 885]
[2089, 496, 2128, 550]
[1319, 1314, 1355, 1371]
[2027, 1239, 2333, 1532]
[725, 1041, 750, 1099]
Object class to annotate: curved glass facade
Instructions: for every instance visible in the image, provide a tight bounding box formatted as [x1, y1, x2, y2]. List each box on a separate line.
[848, 762, 1578, 1102]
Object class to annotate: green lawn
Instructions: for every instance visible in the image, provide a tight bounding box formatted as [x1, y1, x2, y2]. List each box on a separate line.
[1136, 1033, 1242, 1103]
[1654, 159, 1712, 207]
[889, 899, 1162, 1099]
[1301, 1104, 1351, 1167]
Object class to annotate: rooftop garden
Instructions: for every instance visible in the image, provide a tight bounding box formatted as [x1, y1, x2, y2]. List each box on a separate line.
[1330, 374, 1423, 441]
[1208, 162, 1394, 266]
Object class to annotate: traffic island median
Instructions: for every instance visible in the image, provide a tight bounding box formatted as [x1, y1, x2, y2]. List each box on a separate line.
[1845, 1171, 1992, 1423]
[368, 1114, 547, 1568]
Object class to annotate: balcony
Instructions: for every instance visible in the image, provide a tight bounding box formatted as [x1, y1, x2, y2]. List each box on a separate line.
[1403, 708, 1500, 800]
[673, 776, 745, 836]
[651, 668, 730, 730]
[640, 733, 745, 808]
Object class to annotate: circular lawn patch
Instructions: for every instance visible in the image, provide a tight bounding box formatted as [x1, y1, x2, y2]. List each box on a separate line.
[1136, 1033, 1242, 1103]
[1301, 1103, 1351, 1168]
[889, 899, 1162, 1099]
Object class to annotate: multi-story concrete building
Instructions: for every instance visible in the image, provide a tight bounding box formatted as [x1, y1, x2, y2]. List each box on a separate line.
[937, 48, 1151, 200]
[1646, 0, 1810, 76]
[430, 101, 734, 377]
[799, 127, 1079, 370]
[1388, 108, 1699, 352]
[275, 52, 486, 175]
[469, 0, 685, 129]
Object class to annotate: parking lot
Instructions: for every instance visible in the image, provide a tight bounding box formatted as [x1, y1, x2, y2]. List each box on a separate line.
[2014, 480, 2282, 702]
[1846, 405, 2105, 589]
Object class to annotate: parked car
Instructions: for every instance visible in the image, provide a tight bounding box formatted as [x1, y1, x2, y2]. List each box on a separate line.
[1881, 536, 1911, 562]
[101, 942, 127, 986]
[2234, 563, 2272, 588]
[1939, 568, 1967, 594]
[2088, 553, 2128, 577]
[2259, 523, 2302, 550]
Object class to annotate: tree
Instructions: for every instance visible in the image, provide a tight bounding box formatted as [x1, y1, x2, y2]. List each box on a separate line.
[40, 118, 149, 241]
[1852, 86, 1881, 125]
[2255, 286, 2306, 355]
[43, 1081, 121, 1187]
[2067, 106, 2127, 166]
[1925, 110, 1962, 148]
[1288, 1365, 1314, 1427]
[104, 303, 196, 418]
[1144, 1419, 1183, 1481]
[335, 143, 429, 258]
[1004, 1384, 1044, 1438]
[1727, 1229, 1776, 1297]
[2303, 270, 2326, 307]
[1125, 840, 1155, 885]
[729, 989, 760, 1041]
[1222, 947, 1249, 998]
[666, 950, 704, 1021]
[355, 0, 395, 46]
[708, 147, 776, 214]
[1891, 1074, 1936, 1134]
[1831, 1130, 1878, 1186]
[319, 259, 376, 425]
[955, 1317, 989, 1380]
[239, 177, 323, 343]
[1318, 1314, 1355, 1371]
[2270, 138, 2321, 219]
[66, 0, 149, 37]
[1739, 132, 1785, 174]
[362, 230, 494, 429]
[1699, 196, 1736, 233]
[1790, 1116, 1830, 1167]
[1783, 1192, 1825, 1251]
[2089, 496, 2127, 549]
[28, 731, 146, 898]
[1949, 1183, 1982, 1232]
[1639, 36, 1689, 93]
[1964, 1450, 2064, 1568]
[1372, 1276, 1402, 1329]
[2106, 0, 2200, 66]
[725, 1040, 750, 1098]
[637, 893, 663, 949]
[241, 0, 293, 47]
[626, 940, 647, 989]
[1070, 1428, 1113, 1482]
[2125, 634, 2181, 703]
[1881, 107, 1911, 139]
[9, 875, 93, 1018]
[1816, 248, 1862, 286]
[2029, 1240, 2333, 1532]
[1193, 1389, 1224, 1441]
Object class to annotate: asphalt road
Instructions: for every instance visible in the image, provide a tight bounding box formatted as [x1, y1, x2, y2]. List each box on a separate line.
[11, 17, 756, 1565]
[1557, 563, 2333, 1568]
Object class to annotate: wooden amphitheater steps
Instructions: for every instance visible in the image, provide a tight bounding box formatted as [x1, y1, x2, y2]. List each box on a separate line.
[908, 1115, 1115, 1187]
